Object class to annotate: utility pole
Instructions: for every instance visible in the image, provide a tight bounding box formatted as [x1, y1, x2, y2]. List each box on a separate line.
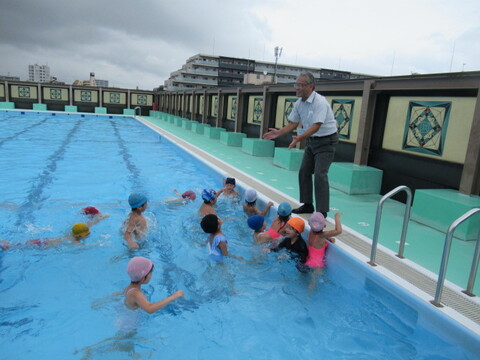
[273, 46, 283, 84]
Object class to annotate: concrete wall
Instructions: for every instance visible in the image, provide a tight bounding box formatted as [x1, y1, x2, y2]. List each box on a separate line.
[157, 72, 480, 196]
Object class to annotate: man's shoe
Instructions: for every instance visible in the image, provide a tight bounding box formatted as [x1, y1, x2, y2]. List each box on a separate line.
[291, 203, 314, 214]
[321, 212, 328, 218]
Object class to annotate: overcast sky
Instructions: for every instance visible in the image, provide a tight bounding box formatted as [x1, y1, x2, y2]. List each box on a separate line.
[0, 0, 479, 90]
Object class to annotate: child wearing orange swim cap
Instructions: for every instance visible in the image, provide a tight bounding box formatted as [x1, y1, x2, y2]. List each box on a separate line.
[263, 217, 308, 265]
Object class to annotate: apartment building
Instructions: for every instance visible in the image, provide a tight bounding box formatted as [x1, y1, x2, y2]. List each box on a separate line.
[28, 64, 51, 83]
[164, 54, 372, 91]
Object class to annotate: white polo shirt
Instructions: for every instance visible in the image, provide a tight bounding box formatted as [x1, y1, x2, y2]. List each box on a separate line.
[288, 91, 338, 137]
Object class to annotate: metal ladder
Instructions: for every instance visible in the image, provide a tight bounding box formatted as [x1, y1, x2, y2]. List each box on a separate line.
[431, 208, 480, 307]
[367, 185, 412, 266]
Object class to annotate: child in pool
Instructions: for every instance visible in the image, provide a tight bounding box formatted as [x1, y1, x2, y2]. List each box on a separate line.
[263, 202, 292, 240]
[263, 217, 308, 265]
[199, 188, 224, 216]
[124, 256, 184, 313]
[169, 189, 196, 203]
[123, 193, 148, 249]
[303, 212, 342, 287]
[82, 206, 104, 218]
[34, 216, 110, 246]
[243, 189, 273, 217]
[200, 214, 242, 262]
[247, 215, 272, 244]
[305, 212, 342, 268]
[222, 177, 239, 197]
[1, 214, 109, 249]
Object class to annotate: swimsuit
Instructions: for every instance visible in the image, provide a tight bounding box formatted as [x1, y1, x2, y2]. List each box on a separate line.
[117, 288, 143, 334]
[124, 287, 139, 309]
[265, 219, 286, 240]
[305, 241, 329, 268]
[272, 235, 308, 264]
[265, 228, 281, 239]
[28, 238, 50, 246]
[208, 234, 227, 262]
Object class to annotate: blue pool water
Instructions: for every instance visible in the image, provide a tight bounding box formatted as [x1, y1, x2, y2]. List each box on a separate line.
[0, 110, 478, 359]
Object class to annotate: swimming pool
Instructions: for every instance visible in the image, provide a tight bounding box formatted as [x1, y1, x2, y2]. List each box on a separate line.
[0, 110, 478, 359]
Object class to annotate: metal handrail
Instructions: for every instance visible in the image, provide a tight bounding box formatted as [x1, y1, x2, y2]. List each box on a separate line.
[134, 106, 141, 115]
[431, 208, 480, 307]
[367, 185, 412, 266]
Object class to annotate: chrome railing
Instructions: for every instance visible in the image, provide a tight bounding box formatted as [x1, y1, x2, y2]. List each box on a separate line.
[368, 186, 412, 266]
[134, 106, 141, 116]
[431, 208, 480, 307]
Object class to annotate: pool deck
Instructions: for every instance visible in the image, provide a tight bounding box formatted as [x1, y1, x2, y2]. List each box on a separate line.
[139, 114, 480, 335]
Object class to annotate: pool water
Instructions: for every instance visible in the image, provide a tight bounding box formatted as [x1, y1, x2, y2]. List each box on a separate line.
[0, 111, 477, 359]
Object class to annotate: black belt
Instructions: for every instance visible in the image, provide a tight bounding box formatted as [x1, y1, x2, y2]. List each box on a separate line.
[310, 132, 337, 139]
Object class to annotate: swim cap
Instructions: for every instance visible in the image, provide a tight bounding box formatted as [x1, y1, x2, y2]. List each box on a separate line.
[127, 256, 153, 282]
[287, 217, 305, 234]
[72, 222, 90, 237]
[247, 215, 265, 231]
[200, 214, 219, 234]
[182, 190, 196, 200]
[82, 206, 99, 216]
[128, 193, 147, 209]
[277, 202, 292, 217]
[225, 177, 236, 186]
[201, 189, 216, 202]
[308, 212, 326, 232]
[245, 188, 257, 203]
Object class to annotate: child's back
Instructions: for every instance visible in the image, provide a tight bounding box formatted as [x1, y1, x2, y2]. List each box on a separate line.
[305, 212, 342, 268]
[124, 193, 148, 249]
[243, 188, 273, 216]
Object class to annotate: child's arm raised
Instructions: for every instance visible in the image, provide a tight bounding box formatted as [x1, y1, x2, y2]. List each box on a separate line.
[260, 201, 274, 216]
[87, 213, 110, 227]
[215, 187, 225, 200]
[131, 288, 184, 314]
[324, 212, 343, 242]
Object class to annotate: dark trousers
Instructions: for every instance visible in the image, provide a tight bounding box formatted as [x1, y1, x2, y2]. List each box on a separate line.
[298, 133, 338, 213]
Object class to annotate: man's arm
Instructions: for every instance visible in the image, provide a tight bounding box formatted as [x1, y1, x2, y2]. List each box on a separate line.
[288, 122, 321, 149]
[263, 121, 299, 140]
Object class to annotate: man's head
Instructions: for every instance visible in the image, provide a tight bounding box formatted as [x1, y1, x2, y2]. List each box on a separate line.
[294, 72, 315, 100]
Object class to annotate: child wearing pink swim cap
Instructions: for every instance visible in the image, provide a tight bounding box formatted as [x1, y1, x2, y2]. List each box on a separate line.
[305, 212, 342, 289]
[124, 257, 184, 313]
[169, 189, 197, 203]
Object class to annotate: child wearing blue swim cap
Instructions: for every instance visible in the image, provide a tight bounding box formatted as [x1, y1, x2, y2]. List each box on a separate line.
[123, 193, 148, 249]
[199, 188, 224, 216]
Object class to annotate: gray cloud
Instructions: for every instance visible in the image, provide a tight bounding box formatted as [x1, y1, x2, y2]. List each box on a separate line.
[0, 0, 271, 89]
[0, 0, 477, 89]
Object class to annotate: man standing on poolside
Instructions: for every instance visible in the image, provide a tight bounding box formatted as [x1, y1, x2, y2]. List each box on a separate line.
[263, 71, 338, 217]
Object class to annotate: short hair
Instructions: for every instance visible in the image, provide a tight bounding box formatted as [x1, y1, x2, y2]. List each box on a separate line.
[201, 214, 219, 234]
[299, 71, 315, 87]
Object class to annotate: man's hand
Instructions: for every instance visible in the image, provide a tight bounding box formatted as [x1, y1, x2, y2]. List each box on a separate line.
[263, 128, 280, 140]
[288, 136, 299, 149]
